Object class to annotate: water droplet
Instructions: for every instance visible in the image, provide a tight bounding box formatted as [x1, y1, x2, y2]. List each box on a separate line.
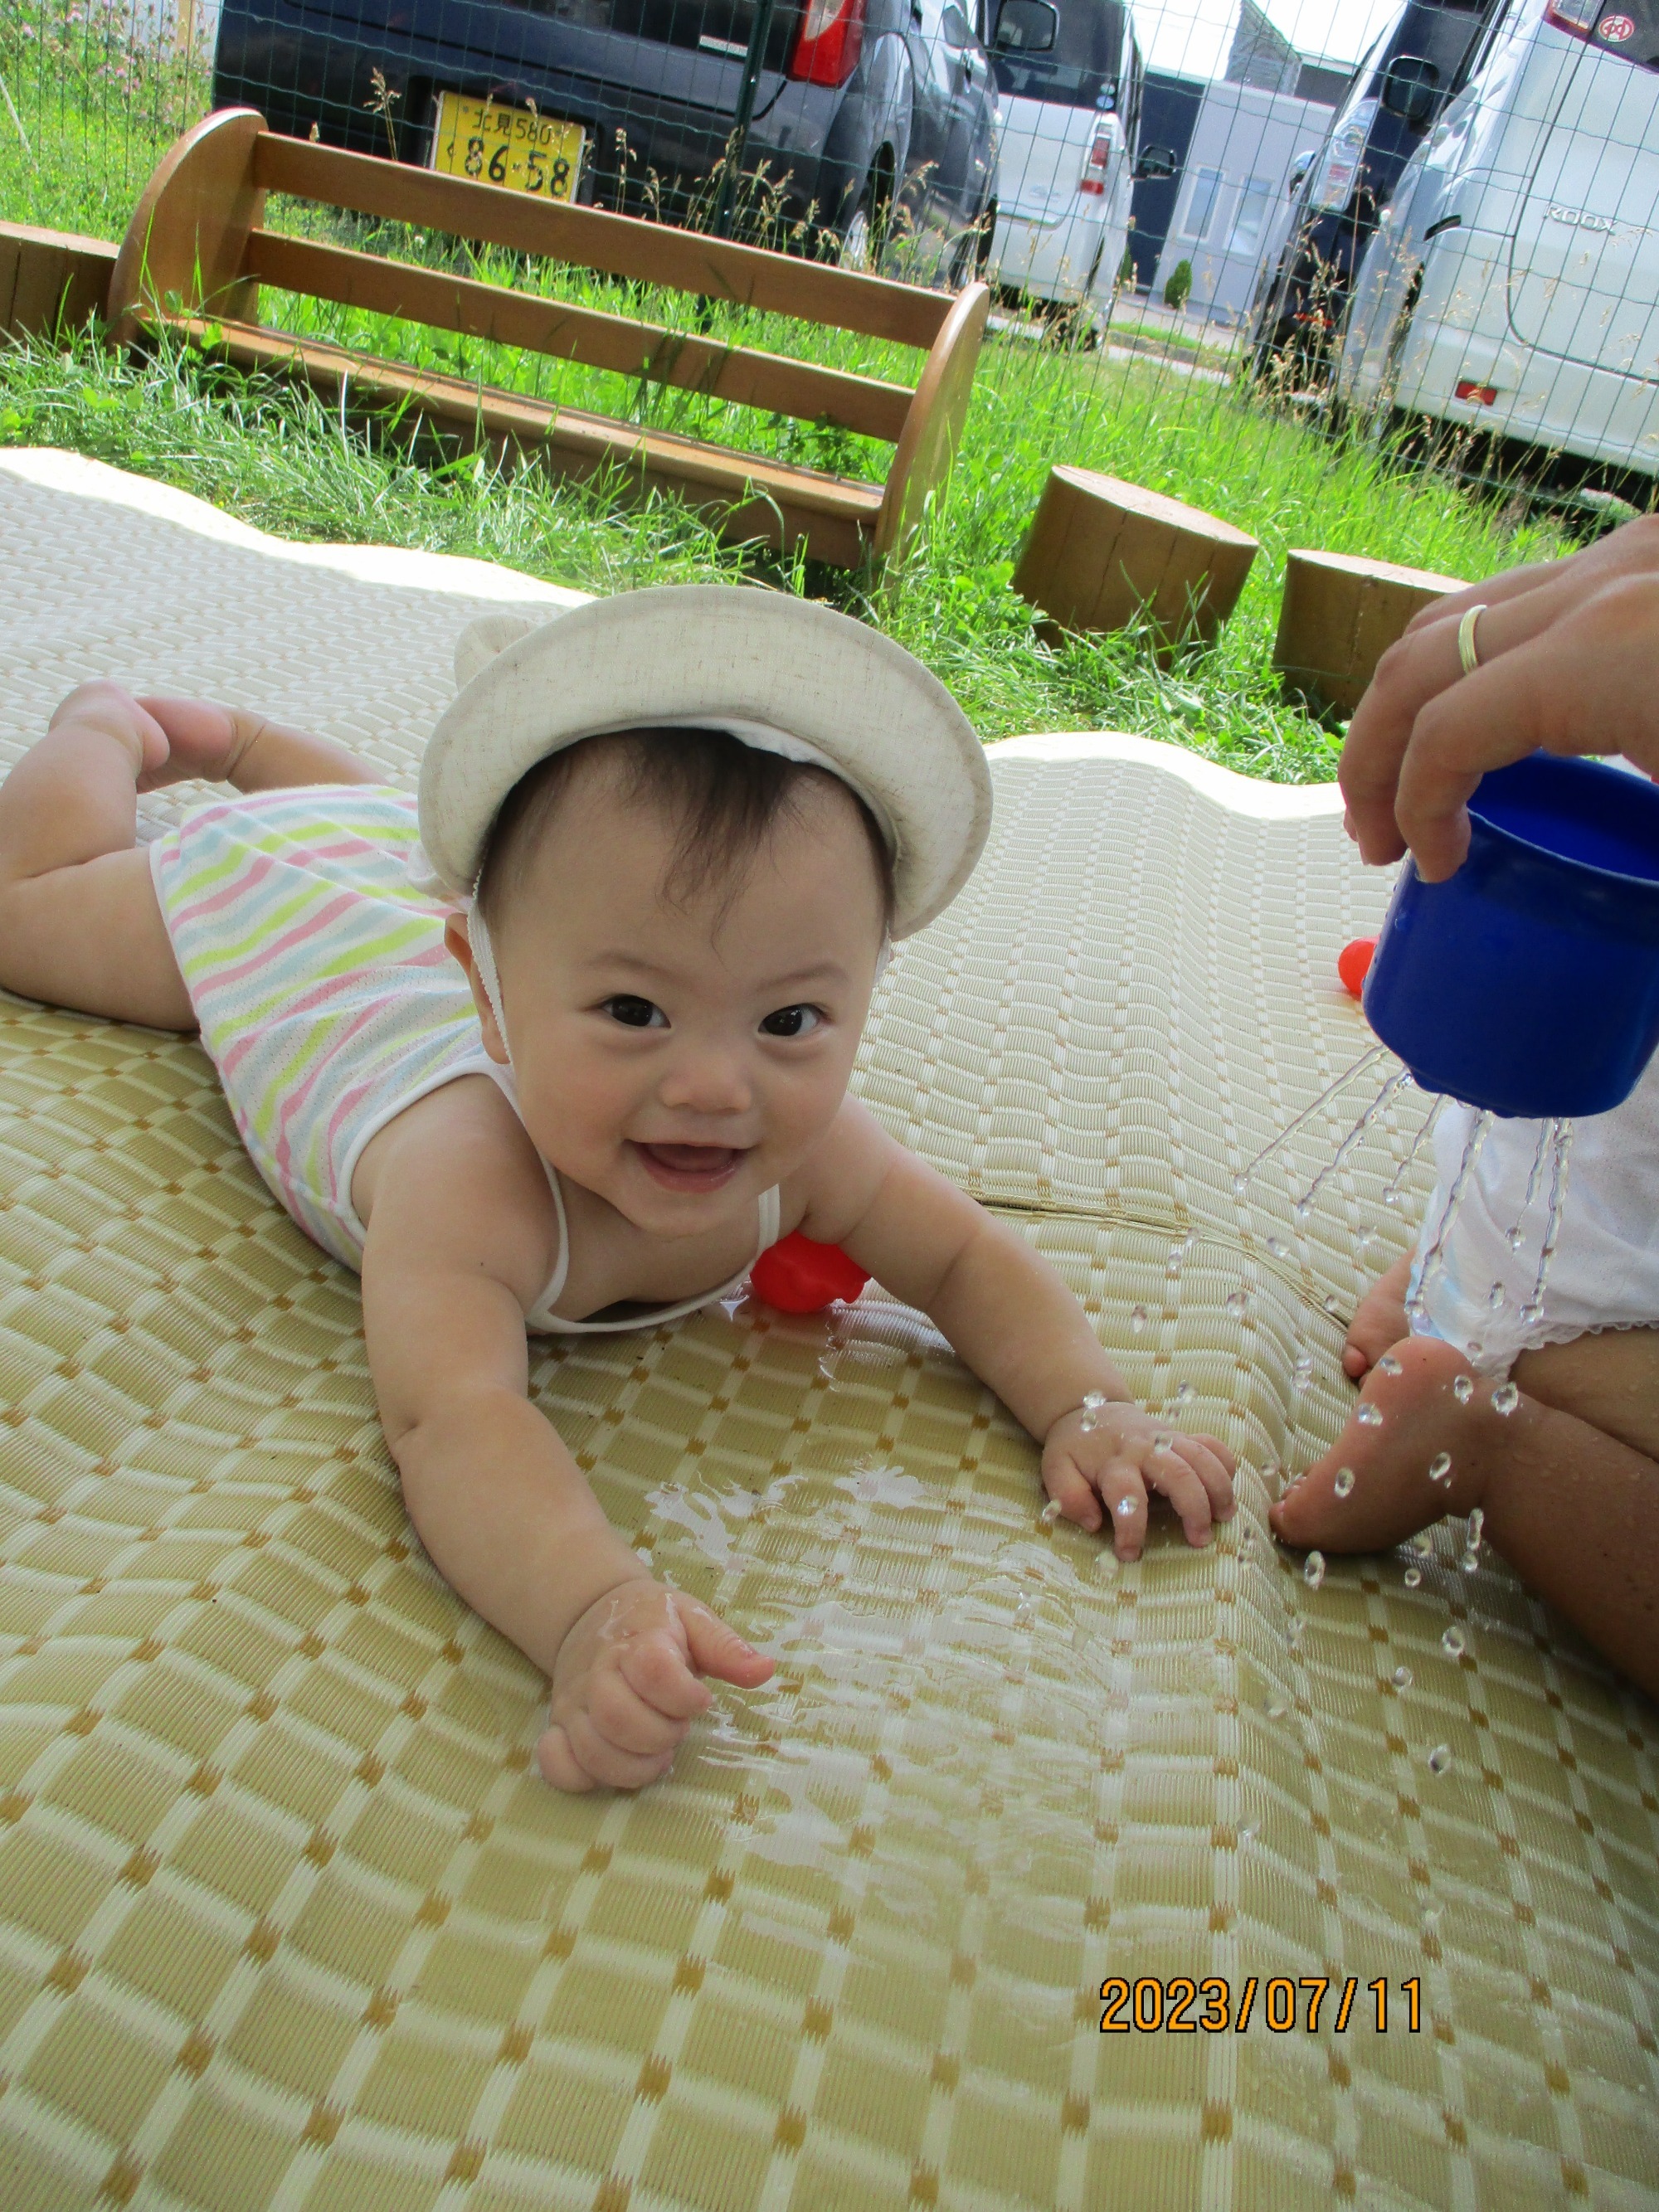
[1039, 1500, 1063, 1529]
[1226, 1288, 1248, 1318]
[1460, 1548, 1480, 1575]
[1506, 1225, 1525, 1252]
[1356, 1402, 1384, 1428]
[1411, 1531, 1433, 1554]
[1014, 1601, 1036, 1627]
[1172, 1383, 1195, 1412]
[1427, 1744, 1452, 1776]
[1079, 1388, 1107, 1434]
[1392, 1665, 1413, 1690]
[1334, 1466, 1355, 1499]
[1153, 1432, 1174, 1454]
[1232, 1173, 1249, 1198]
[1293, 1354, 1316, 1393]
[1441, 1626, 1466, 1659]
[1492, 1381, 1520, 1416]
[1378, 1352, 1403, 1377]
[1130, 1305, 1148, 1335]
[1237, 1821, 1258, 1847]
[1095, 1552, 1117, 1578]
[1467, 1338, 1484, 1364]
[1467, 1506, 1484, 1548]
[1303, 1551, 1326, 1590]
[1520, 1300, 1544, 1328]
[1266, 1698, 1287, 1720]
[1267, 1236, 1290, 1261]
[1115, 1495, 1136, 1519]
[1294, 1200, 1312, 1225]
[1452, 1373, 1474, 1405]
[1403, 1566, 1423, 1589]
[1323, 1294, 1343, 1316]
[1486, 1281, 1506, 1311]
[1428, 1451, 1452, 1484]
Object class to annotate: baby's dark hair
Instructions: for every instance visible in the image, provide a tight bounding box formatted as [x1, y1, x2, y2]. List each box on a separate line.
[475, 725, 896, 934]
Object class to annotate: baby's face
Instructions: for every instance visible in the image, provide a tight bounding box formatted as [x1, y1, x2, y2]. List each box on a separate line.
[461, 758, 888, 1239]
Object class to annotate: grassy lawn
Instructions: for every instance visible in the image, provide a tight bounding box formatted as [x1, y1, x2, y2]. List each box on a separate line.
[1, 4, 1577, 779]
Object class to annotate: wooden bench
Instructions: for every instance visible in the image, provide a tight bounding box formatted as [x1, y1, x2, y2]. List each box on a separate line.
[105, 109, 990, 571]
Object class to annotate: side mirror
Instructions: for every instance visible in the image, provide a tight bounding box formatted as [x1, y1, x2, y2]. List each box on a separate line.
[1132, 144, 1178, 182]
[1287, 149, 1315, 197]
[993, 0, 1057, 52]
[1379, 54, 1440, 129]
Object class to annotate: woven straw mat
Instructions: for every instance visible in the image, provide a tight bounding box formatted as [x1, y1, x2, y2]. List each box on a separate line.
[0, 450, 1652, 2212]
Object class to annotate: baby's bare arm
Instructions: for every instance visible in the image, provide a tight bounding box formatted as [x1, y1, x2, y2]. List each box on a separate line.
[797, 1101, 1234, 1553]
[359, 1089, 650, 1679]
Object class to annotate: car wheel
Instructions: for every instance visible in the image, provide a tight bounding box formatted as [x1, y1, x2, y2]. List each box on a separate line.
[841, 202, 874, 272]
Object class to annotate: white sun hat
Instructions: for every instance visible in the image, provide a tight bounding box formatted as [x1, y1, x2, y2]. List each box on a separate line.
[417, 585, 993, 940]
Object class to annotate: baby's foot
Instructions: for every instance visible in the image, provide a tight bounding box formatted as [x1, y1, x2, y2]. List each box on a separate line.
[132, 696, 262, 790]
[1273, 1333, 1501, 1554]
[538, 1578, 773, 1793]
[1341, 1252, 1413, 1382]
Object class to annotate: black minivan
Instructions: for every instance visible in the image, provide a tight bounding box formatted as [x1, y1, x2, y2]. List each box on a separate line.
[212, 0, 1002, 270]
[1246, 0, 1496, 379]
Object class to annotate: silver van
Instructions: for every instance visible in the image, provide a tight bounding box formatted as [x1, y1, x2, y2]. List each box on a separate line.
[1337, 0, 1659, 489]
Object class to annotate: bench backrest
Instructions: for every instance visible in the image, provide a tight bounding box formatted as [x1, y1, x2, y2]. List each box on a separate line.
[107, 110, 990, 561]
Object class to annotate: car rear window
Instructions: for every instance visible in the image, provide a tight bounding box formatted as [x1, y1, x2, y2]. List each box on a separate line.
[991, 0, 1126, 109]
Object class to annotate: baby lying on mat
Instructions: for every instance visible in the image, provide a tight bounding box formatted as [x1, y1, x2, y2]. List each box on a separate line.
[0, 587, 1233, 1791]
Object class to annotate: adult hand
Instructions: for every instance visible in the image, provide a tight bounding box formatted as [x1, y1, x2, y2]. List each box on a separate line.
[1340, 514, 1659, 880]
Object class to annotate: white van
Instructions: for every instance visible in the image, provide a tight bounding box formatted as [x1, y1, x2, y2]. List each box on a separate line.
[985, 0, 1146, 314]
[1337, 0, 1659, 485]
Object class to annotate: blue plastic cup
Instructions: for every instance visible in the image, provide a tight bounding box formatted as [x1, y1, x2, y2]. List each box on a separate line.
[1362, 751, 1659, 1118]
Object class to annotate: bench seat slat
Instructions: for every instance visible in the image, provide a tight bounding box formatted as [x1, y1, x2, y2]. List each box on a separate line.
[252, 134, 951, 354]
[177, 316, 885, 523]
[242, 230, 912, 445]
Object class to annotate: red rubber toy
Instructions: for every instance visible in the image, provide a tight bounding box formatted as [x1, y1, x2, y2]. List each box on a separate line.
[750, 1230, 871, 1314]
[1338, 936, 1378, 999]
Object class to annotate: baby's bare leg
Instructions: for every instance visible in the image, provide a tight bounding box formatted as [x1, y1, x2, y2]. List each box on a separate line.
[1274, 1322, 1659, 1699]
[0, 685, 380, 1031]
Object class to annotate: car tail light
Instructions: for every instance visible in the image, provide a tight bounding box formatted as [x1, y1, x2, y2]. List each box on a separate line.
[1078, 132, 1112, 195]
[1310, 98, 1377, 213]
[1545, 0, 1644, 56]
[1455, 378, 1499, 404]
[788, 0, 866, 86]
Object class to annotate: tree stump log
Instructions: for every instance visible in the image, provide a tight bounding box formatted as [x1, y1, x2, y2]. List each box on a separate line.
[1011, 464, 1259, 661]
[1275, 547, 1465, 717]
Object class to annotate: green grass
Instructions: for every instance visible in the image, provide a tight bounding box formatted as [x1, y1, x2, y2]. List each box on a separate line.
[0, 3, 1579, 780]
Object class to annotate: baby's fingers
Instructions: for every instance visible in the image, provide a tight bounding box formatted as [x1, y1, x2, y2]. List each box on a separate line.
[539, 1711, 680, 1795]
[1183, 1435, 1237, 1519]
[1146, 1441, 1224, 1548]
[1041, 1450, 1104, 1534]
[1095, 1456, 1151, 1560]
[590, 1660, 698, 1753]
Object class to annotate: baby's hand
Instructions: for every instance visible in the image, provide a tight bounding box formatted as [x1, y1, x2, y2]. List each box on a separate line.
[1042, 1398, 1236, 1561]
[538, 1577, 775, 1793]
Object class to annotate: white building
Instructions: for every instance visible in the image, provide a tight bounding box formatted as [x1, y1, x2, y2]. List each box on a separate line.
[1150, 75, 1335, 326]
[1141, 0, 1345, 328]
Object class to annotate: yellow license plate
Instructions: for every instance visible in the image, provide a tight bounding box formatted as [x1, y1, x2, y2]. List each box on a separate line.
[431, 93, 585, 202]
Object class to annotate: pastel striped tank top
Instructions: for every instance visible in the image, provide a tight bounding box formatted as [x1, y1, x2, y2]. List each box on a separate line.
[148, 786, 779, 1331]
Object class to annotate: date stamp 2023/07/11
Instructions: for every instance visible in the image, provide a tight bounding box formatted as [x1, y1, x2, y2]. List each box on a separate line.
[1100, 1977, 1425, 2035]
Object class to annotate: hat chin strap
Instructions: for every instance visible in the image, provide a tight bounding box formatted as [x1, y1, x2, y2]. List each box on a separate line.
[463, 902, 513, 1067]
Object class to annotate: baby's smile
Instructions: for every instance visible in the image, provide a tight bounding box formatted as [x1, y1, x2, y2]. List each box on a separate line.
[630, 1140, 752, 1193]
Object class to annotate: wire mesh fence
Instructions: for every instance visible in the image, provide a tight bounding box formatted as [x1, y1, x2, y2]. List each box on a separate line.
[2, 0, 1655, 544]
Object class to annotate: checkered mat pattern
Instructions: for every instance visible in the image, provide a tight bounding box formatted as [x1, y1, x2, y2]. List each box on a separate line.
[0, 451, 1653, 2210]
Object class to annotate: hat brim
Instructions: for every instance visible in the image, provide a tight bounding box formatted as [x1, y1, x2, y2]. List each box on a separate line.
[417, 586, 991, 938]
